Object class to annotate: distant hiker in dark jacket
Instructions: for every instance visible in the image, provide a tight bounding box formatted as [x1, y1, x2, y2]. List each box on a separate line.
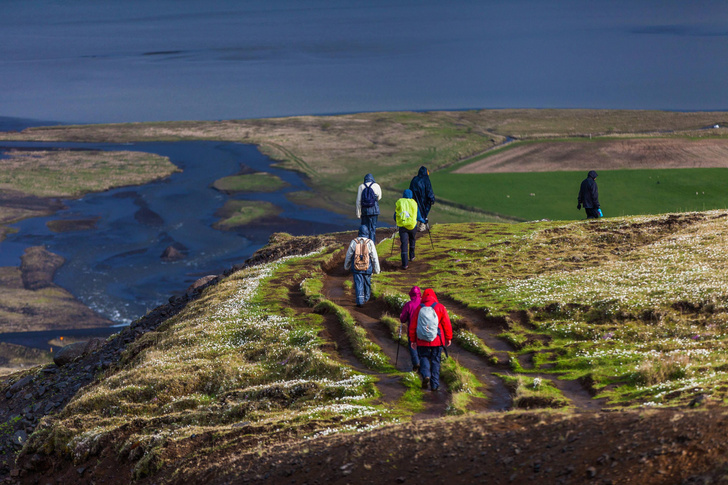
[356, 174, 382, 243]
[409, 166, 435, 230]
[399, 286, 421, 372]
[409, 288, 452, 391]
[393, 189, 418, 270]
[344, 225, 381, 307]
[577, 170, 601, 219]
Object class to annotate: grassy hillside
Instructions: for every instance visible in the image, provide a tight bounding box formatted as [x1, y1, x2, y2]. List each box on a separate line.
[13, 210, 728, 482]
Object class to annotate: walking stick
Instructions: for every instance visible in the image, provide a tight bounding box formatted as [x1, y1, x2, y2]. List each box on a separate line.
[395, 323, 402, 367]
[426, 222, 434, 250]
[390, 227, 398, 257]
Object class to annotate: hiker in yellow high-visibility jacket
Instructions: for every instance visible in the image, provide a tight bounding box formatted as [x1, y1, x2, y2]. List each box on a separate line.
[394, 189, 419, 270]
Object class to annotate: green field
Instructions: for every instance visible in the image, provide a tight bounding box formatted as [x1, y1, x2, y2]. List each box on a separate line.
[429, 168, 728, 221]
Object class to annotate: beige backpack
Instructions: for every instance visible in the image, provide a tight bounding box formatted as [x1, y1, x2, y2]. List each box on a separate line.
[353, 238, 370, 271]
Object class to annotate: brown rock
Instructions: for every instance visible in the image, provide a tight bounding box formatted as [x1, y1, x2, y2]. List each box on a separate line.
[186, 275, 217, 294]
[161, 245, 185, 262]
[53, 338, 105, 367]
[19, 246, 65, 290]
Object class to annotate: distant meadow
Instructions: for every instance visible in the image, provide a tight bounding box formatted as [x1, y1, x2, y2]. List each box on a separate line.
[431, 168, 728, 221]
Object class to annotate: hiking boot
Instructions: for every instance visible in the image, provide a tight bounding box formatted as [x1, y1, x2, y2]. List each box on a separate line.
[431, 386, 439, 392]
[422, 376, 430, 389]
[412, 364, 419, 373]
[401, 265, 408, 270]
[410, 255, 415, 261]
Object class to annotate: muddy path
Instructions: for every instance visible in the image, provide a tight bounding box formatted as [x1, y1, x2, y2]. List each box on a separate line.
[442, 294, 607, 412]
[318, 236, 605, 415]
[318, 268, 418, 410]
[321, 254, 510, 415]
[516, 349, 608, 412]
[284, 278, 407, 407]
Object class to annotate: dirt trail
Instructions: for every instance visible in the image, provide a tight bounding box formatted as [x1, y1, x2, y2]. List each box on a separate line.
[319, 269, 410, 408]
[320, 235, 604, 415]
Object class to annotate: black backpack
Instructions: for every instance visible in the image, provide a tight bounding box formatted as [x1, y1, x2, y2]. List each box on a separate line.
[361, 182, 376, 208]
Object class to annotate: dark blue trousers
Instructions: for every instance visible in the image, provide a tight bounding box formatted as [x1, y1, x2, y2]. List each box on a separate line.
[361, 214, 378, 243]
[417, 346, 442, 390]
[352, 272, 372, 306]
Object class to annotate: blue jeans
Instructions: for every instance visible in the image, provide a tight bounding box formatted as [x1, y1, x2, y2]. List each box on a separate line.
[352, 272, 372, 306]
[361, 214, 378, 243]
[417, 346, 442, 390]
[408, 339, 420, 369]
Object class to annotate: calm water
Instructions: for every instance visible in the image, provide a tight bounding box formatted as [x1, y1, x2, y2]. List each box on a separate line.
[0, 141, 359, 324]
[2, 1, 728, 124]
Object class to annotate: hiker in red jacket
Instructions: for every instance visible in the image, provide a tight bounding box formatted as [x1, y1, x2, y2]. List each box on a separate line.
[408, 288, 452, 391]
[399, 286, 421, 372]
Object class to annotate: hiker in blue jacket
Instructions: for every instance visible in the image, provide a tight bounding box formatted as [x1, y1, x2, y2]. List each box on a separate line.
[344, 225, 381, 307]
[409, 166, 435, 231]
[355, 174, 382, 243]
[577, 170, 601, 219]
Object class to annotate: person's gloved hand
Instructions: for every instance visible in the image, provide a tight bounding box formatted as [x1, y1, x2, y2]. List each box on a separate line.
[577, 203, 581, 210]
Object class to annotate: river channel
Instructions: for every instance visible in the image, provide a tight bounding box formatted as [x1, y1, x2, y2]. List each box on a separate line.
[0, 141, 359, 332]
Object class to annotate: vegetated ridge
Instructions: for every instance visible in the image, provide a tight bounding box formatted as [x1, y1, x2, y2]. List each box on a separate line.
[3, 212, 728, 484]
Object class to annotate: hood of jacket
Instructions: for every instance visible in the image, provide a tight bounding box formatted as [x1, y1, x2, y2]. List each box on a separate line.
[588, 170, 598, 179]
[421, 288, 438, 305]
[402, 189, 413, 198]
[357, 225, 369, 238]
[364, 173, 375, 184]
[409, 286, 421, 300]
[417, 166, 429, 178]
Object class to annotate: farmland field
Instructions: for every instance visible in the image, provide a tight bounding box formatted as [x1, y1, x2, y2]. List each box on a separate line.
[429, 137, 728, 221]
[430, 168, 728, 221]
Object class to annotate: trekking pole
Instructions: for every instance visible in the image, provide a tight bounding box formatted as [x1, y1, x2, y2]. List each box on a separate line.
[395, 323, 402, 368]
[426, 222, 434, 250]
[390, 227, 398, 257]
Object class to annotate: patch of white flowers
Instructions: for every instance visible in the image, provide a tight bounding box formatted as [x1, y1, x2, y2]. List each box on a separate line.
[307, 421, 393, 440]
[499, 215, 728, 310]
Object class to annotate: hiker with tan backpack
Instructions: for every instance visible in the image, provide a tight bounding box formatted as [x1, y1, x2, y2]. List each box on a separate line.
[344, 225, 381, 307]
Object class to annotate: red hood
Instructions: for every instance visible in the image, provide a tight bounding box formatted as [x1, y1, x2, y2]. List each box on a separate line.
[421, 288, 438, 305]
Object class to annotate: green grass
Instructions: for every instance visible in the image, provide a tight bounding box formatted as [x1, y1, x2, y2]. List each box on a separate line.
[440, 357, 485, 415]
[430, 168, 728, 221]
[371, 211, 728, 407]
[22, 251, 395, 477]
[212, 173, 288, 193]
[213, 200, 282, 229]
[0, 149, 179, 198]
[495, 374, 570, 409]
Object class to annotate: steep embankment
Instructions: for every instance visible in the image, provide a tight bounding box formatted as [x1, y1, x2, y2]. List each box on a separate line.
[4, 213, 728, 484]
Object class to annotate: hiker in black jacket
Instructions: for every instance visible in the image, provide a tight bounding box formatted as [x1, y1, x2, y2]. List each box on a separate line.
[577, 170, 601, 219]
[409, 166, 435, 230]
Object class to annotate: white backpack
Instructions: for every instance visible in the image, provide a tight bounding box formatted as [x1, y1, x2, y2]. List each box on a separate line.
[416, 303, 440, 342]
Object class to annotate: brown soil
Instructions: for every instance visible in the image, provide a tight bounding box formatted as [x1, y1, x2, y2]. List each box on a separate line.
[454, 138, 728, 173]
[191, 407, 728, 485]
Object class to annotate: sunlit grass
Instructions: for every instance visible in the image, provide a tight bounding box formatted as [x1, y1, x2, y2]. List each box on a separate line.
[24, 251, 396, 476]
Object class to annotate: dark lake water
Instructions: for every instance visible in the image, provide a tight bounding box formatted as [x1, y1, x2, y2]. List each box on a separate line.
[2, 1, 728, 124]
[0, 141, 359, 325]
